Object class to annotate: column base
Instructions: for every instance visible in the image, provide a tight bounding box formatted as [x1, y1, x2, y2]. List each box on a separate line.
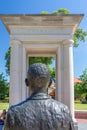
[74, 121, 78, 130]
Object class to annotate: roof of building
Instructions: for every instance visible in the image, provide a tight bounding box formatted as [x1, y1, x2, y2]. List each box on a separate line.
[74, 77, 82, 83]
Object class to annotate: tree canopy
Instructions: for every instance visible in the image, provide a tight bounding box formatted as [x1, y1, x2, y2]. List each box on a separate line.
[29, 57, 53, 66]
[5, 47, 11, 76]
[80, 68, 87, 83]
[52, 8, 70, 14]
[74, 82, 83, 99]
[0, 73, 9, 100]
[73, 28, 87, 47]
[74, 68, 87, 99]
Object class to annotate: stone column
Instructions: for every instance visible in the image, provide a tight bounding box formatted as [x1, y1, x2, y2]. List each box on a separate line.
[10, 40, 22, 106]
[55, 44, 63, 102]
[26, 55, 30, 97]
[10, 41, 28, 106]
[21, 46, 27, 101]
[63, 39, 74, 120]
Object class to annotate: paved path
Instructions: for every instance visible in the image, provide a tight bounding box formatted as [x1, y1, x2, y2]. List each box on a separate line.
[77, 118, 87, 123]
[78, 122, 87, 130]
[77, 119, 87, 130]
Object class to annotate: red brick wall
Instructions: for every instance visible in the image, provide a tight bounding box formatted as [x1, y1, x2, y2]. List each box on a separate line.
[75, 111, 87, 119]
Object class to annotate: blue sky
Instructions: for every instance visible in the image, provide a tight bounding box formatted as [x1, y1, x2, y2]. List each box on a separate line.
[0, 0, 87, 79]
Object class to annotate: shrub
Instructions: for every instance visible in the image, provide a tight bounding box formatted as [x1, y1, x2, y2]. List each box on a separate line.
[81, 100, 87, 104]
[74, 100, 81, 104]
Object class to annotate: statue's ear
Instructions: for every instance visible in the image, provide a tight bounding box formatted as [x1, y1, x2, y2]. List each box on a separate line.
[25, 78, 29, 87]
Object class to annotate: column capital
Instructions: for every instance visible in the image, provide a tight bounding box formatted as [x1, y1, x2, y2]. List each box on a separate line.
[10, 39, 22, 45]
[63, 39, 74, 46]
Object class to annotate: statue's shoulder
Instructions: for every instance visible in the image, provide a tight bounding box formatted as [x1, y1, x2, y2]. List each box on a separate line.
[50, 99, 70, 115]
[6, 100, 29, 126]
[8, 99, 29, 115]
[50, 99, 73, 124]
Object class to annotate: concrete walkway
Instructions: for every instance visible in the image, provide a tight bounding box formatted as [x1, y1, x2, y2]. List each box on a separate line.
[78, 122, 87, 130]
[77, 119, 87, 130]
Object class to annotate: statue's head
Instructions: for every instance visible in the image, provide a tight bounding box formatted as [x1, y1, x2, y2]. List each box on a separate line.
[25, 63, 50, 93]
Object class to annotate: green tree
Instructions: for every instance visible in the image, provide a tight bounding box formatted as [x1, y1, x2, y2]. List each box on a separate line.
[29, 57, 52, 66]
[0, 73, 9, 100]
[5, 47, 11, 76]
[52, 8, 70, 14]
[41, 11, 48, 14]
[75, 68, 87, 99]
[79, 68, 87, 99]
[80, 68, 87, 83]
[74, 82, 83, 99]
[47, 65, 55, 82]
[73, 28, 87, 47]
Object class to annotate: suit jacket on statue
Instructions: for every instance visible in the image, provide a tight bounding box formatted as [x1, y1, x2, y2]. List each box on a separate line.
[4, 93, 74, 130]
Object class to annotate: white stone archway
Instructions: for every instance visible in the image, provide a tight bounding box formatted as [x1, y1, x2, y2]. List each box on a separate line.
[0, 14, 83, 123]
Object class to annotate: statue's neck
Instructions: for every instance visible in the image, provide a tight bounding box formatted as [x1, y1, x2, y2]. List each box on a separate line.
[31, 88, 48, 95]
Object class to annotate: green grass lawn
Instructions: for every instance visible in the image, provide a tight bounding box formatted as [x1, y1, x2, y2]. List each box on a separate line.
[0, 103, 9, 110]
[75, 103, 87, 110]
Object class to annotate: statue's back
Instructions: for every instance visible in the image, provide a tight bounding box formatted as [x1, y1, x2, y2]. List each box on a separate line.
[4, 93, 74, 130]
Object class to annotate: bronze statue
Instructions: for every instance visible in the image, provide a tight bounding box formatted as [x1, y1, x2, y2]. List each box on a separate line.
[4, 63, 74, 130]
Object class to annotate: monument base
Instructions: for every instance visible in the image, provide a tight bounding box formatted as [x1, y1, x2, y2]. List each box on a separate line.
[74, 121, 78, 130]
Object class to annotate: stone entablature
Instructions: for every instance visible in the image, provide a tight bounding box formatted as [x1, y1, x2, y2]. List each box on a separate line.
[0, 14, 83, 42]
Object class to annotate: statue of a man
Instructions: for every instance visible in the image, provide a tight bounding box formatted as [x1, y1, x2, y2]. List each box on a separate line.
[4, 63, 74, 130]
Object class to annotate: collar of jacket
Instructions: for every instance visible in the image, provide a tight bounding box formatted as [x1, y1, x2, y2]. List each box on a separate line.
[29, 92, 51, 100]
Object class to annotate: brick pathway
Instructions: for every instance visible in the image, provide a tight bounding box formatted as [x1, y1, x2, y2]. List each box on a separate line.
[75, 110, 87, 119]
[76, 118, 87, 123]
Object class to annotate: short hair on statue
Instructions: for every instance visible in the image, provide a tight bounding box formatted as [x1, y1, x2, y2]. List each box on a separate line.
[27, 63, 51, 92]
